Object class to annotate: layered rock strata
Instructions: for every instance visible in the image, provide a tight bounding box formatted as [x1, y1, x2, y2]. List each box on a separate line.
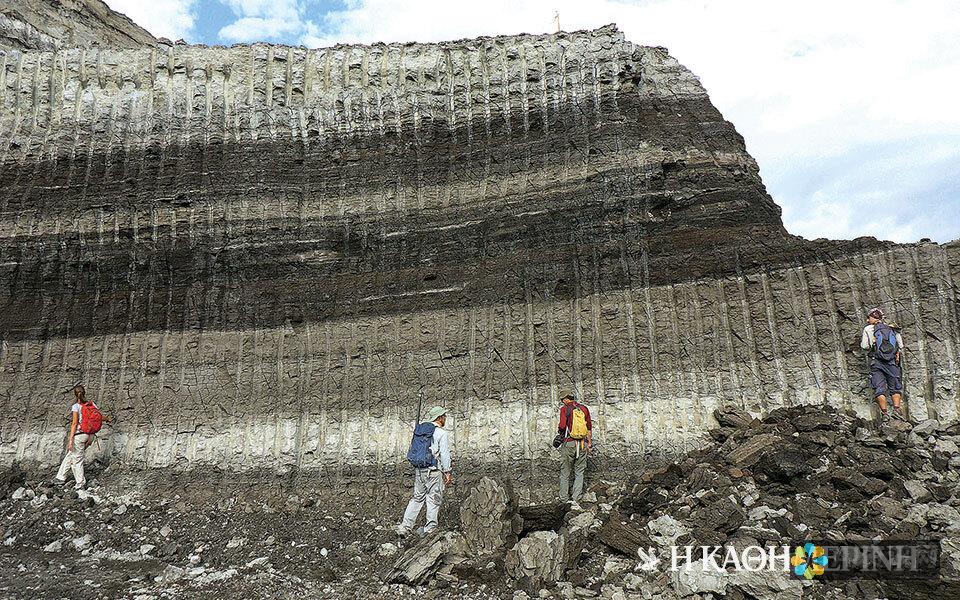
[1, 0, 155, 51]
[1, 22, 957, 470]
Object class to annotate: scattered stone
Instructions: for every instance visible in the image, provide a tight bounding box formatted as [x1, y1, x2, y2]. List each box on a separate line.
[646, 515, 689, 547]
[903, 480, 932, 502]
[43, 540, 62, 553]
[72, 535, 93, 551]
[913, 419, 940, 436]
[671, 560, 727, 596]
[377, 542, 399, 557]
[154, 565, 185, 585]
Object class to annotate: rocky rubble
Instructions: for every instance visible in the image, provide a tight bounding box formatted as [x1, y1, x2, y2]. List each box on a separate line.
[3, 405, 960, 598]
[386, 405, 960, 599]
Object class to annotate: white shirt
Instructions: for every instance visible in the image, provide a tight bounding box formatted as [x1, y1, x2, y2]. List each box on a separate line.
[429, 426, 452, 473]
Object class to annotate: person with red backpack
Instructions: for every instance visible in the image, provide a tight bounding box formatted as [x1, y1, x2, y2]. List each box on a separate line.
[556, 391, 592, 505]
[54, 384, 110, 489]
[860, 308, 906, 420]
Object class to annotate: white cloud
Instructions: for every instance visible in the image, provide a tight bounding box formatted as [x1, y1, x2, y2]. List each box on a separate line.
[105, 0, 196, 40]
[217, 0, 314, 42]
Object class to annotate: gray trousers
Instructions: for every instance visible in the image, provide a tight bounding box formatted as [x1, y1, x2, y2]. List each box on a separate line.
[56, 433, 90, 487]
[401, 468, 444, 532]
[559, 441, 588, 501]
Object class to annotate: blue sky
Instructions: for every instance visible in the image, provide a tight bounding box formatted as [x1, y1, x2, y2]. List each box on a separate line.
[106, 0, 960, 243]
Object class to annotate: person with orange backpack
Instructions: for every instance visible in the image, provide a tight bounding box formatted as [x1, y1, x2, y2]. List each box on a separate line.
[556, 391, 592, 504]
[54, 384, 110, 490]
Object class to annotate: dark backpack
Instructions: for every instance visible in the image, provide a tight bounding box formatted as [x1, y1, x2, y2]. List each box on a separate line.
[407, 423, 437, 468]
[79, 403, 103, 435]
[873, 323, 899, 363]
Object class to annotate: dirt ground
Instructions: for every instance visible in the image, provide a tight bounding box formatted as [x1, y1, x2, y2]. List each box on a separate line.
[0, 464, 520, 600]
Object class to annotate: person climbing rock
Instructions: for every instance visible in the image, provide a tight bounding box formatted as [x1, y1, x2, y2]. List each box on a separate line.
[557, 391, 592, 505]
[860, 308, 906, 420]
[397, 406, 452, 536]
[54, 385, 110, 489]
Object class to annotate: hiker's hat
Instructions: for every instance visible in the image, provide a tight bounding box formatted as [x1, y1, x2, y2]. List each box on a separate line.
[868, 308, 884, 320]
[559, 390, 576, 402]
[424, 406, 448, 422]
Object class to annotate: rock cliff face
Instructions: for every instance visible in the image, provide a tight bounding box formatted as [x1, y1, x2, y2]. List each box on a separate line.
[1, 0, 155, 51]
[1, 18, 958, 471]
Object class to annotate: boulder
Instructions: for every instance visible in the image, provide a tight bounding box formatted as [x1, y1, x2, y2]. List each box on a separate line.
[518, 502, 571, 534]
[386, 532, 466, 585]
[504, 531, 566, 585]
[714, 406, 754, 429]
[913, 419, 940, 437]
[459, 477, 521, 556]
[902, 480, 932, 502]
[727, 434, 780, 468]
[597, 514, 652, 556]
[647, 515, 690, 547]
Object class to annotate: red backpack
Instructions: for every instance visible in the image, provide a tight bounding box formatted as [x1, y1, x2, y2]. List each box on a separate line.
[79, 403, 103, 434]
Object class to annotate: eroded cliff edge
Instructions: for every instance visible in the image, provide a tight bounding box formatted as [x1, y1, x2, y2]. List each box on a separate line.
[1, 25, 958, 471]
[1, 0, 155, 51]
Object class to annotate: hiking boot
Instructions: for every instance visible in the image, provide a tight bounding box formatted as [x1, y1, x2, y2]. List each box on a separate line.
[394, 524, 411, 537]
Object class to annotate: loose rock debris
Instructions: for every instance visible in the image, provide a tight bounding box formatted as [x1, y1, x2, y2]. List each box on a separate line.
[3, 405, 960, 598]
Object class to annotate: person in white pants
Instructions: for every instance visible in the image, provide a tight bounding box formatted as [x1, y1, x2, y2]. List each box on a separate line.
[398, 406, 453, 535]
[55, 385, 107, 490]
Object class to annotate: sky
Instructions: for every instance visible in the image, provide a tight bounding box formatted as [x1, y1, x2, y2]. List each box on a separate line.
[105, 0, 960, 243]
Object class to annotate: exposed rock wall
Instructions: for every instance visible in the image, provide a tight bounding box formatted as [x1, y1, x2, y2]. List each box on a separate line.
[1, 0, 155, 51]
[1, 25, 957, 470]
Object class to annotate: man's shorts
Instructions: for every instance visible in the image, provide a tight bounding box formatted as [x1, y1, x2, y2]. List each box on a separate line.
[870, 360, 903, 398]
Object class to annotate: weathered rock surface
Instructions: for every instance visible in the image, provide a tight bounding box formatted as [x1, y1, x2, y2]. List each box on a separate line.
[386, 531, 467, 585]
[459, 476, 521, 556]
[1, 0, 155, 51]
[0, 3, 958, 475]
